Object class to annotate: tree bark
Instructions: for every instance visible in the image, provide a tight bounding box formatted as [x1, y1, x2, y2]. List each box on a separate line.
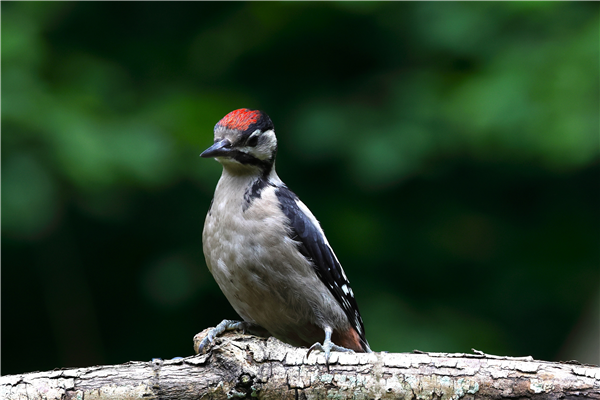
[1, 332, 598, 400]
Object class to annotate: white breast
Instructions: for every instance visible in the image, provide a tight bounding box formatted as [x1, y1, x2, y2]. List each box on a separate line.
[202, 170, 347, 343]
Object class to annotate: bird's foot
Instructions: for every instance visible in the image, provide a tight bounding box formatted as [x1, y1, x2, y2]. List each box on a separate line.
[307, 341, 355, 359]
[306, 327, 354, 368]
[194, 319, 250, 354]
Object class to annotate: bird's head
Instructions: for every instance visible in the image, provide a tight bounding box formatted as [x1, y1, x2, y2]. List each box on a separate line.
[201, 108, 277, 174]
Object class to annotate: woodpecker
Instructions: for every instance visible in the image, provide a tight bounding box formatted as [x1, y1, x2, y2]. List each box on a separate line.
[198, 108, 371, 362]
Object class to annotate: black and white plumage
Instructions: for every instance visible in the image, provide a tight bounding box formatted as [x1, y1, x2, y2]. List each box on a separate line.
[198, 109, 370, 360]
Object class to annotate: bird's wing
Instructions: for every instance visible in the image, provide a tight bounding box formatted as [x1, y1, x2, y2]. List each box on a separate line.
[275, 185, 368, 349]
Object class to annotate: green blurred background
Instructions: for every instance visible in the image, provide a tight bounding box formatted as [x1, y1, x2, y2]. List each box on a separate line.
[2, 2, 599, 375]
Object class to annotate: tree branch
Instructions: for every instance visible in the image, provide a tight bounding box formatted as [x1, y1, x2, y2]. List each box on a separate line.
[2, 332, 599, 400]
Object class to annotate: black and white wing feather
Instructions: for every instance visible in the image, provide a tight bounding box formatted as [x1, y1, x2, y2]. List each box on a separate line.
[275, 185, 368, 350]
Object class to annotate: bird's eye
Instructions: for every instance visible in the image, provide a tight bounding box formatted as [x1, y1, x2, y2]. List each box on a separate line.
[247, 136, 259, 147]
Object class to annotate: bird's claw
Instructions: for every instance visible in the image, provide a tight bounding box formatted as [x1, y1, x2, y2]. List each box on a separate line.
[307, 341, 354, 360]
[195, 319, 247, 354]
[196, 329, 218, 354]
[306, 327, 354, 369]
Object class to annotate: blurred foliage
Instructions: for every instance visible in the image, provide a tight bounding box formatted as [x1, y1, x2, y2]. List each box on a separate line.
[2, 2, 598, 374]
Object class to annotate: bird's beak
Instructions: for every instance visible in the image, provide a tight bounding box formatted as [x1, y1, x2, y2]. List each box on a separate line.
[200, 139, 232, 158]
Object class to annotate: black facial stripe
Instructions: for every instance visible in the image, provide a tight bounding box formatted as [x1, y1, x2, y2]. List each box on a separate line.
[230, 150, 274, 172]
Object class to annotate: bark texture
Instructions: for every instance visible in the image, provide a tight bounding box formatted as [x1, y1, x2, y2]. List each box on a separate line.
[1, 332, 598, 400]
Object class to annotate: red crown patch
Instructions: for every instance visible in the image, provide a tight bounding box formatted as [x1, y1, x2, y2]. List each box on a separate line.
[217, 109, 260, 132]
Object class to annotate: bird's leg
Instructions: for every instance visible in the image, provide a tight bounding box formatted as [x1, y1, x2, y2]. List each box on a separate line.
[196, 319, 254, 353]
[307, 326, 355, 367]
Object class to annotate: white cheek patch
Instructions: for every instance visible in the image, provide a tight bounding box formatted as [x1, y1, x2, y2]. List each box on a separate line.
[251, 129, 277, 161]
[261, 129, 276, 143]
[259, 130, 276, 150]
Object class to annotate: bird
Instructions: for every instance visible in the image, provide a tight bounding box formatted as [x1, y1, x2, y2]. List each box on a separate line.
[197, 108, 371, 363]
